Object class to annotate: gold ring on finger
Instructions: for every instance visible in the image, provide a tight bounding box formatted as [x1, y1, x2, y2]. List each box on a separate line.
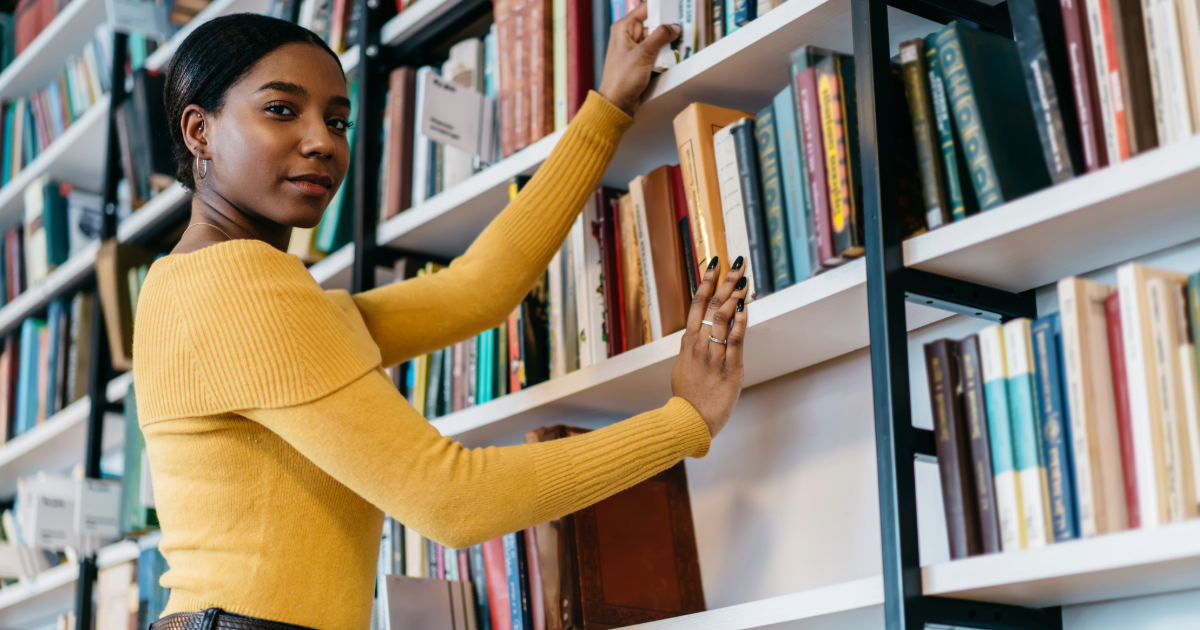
[709, 335, 727, 345]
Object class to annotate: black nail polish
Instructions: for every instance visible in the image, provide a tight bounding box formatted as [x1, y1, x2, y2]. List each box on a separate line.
[707, 256, 719, 270]
[737, 298, 745, 312]
[732, 256, 744, 270]
[735, 277, 747, 291]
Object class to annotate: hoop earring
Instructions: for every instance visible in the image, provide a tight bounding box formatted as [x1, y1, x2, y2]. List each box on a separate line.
[196, 156, 208, 180]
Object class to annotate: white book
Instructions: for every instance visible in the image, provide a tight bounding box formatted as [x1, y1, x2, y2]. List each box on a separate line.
[1146, 277, 1198, 520]
[441, 41, 485, 192]
[1158, 0, 1193, 139]
[1140, 0, 1175, 144]
[1058, 277, 1127, 535]
[548, 249, 566, 379]
[629, 175, 663, 341]
[405, 528, 426, 578]
[383, 576, 476, 630]
[570, 217, 593, 370]
[1002, 318, 1052, 547]
[553, 0, 567, 129]
[560, 240, 579, 373]
[978, 325, 1025, 552]
[1179, 0, 1200, 129]
[23, 176, 50, 285]
[1084, 0, 1122, 162]
[713, 125, 755, 300]
[412, 67, 434, 207]
[580, 198, 607, 363]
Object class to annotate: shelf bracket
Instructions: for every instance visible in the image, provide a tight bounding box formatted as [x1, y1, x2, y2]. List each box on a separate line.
[920, 597, 1063, 630]
[904, 268, 1037, 323]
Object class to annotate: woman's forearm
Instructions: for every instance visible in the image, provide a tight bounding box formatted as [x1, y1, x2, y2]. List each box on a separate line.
[353, 92, 634, 367]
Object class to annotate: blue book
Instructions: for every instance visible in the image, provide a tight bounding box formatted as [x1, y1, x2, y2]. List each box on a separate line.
[1002, 318, 1052, 547]
[610, 0, 624, 22]
[771, 85, 814, 283]
[502, 532, 532, 630]
[16, 318, 43, 435]
[43, 299, 63, 417]
[468, 545, 492, 630]
[46, 81, 64, 138]
[728, 0, 754, 32]
[484, 30, 498, 100]
[1031, 313, 1079, 541]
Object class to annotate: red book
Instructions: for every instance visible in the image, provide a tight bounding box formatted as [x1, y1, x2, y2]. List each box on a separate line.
[529, 0, 555, 145]
[508, 309, 522, 392]
[795, 66, 834, 266]
[452, 341, 465, 412]
[1105, 291, 1139, 528]
[595, 188, 624, 358]
[670, 165, 700, 298]
[495, 0, 522, 156]
[1058, 0, 1106, 172]
[524, 528, 546, 630]
[457, 549, 471, 583]
[482, 538, 513, 630]
[565, 0, 594, 120]
[610, 196, 628, 353]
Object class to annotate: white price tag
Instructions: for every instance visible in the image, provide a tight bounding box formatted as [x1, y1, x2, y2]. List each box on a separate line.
[78, 479, 122, 540]
[420, 72, 496, 163]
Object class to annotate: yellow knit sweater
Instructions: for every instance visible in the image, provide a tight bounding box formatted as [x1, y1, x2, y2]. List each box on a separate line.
[132, 92, 711, 630]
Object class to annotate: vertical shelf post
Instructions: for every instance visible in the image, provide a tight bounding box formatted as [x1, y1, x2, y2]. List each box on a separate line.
[352, 0, 386, 294]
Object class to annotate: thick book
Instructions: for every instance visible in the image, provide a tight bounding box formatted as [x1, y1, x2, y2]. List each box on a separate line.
[795, 64, 836, 265]
[495, 0, 524, 157]
[617, 191, 648, 348]
[959, 335, 1002, 554]
[772, 85, 816, 282]
[1091, 0, 1158, 160]
[1058, 0, 1107, 171]
[1030, 314, 1080, 541]
[713, 123, 758, 300]
[381, 67, 417, 221]
[669, 165, 699, 297]
[595, 187, 625, 358]
[566, 0, 594, 120]
[482, 538, 512, 630]
[754, 104, 793, 290]
[469, 546, 493, 630]
[931, 22, 1051, 211]
[977, 325, 1025, 551]
[672, 103, 752, 280]
[899, 38, 951, 229]
[381, 576, 478, 630]
[815, 54, 863, 259]
[632, 165, 689, 341]
[924, 339, 981, 559]
[95, 241, 155, 372]
[1003, 318, 1053, 547]
[521, 271, 551, 387]
[729, 118, 772, 297]
[1008, 0, 1083, 183]
[1058, 277, 1127, 536]
[888, 65, 932, 239]
[1105, 291, 1140, 528]
[530, 0, 555, 147]
[924, 31, 978, 222]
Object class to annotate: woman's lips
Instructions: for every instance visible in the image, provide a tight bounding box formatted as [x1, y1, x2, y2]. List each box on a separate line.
[289, 179, 331, 196]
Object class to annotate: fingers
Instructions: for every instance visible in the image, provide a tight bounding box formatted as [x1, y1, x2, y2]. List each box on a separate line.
[685, 257, 721, 334]
[625, 1, 649, 24]
[638, 23, 681, 58]
[701, 256, 747, 335]
[708, 271, 749, 341]
[725, 297, 748, 368]
[616, 2, 647, 42]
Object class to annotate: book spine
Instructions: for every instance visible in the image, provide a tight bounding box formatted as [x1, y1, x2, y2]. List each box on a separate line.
[1145, 278, 1195, 521]
[713, 126, 755, 299]
[978, 325, 1026, 551]
[1009, 0, 1077, 183]
[1003, 319, 1052, 547]
[925, 339, 981, 559]
[1117, 267, 1162, 527]
[773, 86, 815, 282]
[566, 0, 593, 120]
[507, 310, 522, 393]
[753, 106, 792, 291]
[1105, 291, 1140, 528]
[816, 57, 857, 258]
[523, 528, 545, 630]
[482, 538, 513, 630]
[469, 545, 492, 630]
[670, 165, 700, 298]
[959, 335, 1002, 554]
[591, 0, 609, 92]
[597, 190, 624, 357]
[1060, 0, 1107, 171]
[1057, 279, 1100, 536]
[796, 67, 834, 266]
[502, 532, 533, 630]
[731, 0, 755, 27]
[570, 216, 593, 369]
[560, 240, 579, 373]
[936, 25, 1003, 211]
[731, 120, 773, 297]
[631, 178, 663, 341]
[530, 0, 554, 144]
[899, 39, 949, 229]
[1031, 315, 1080, 541]
[553, 0, 567, 130]
[1093, 0, 1132, 161]
[1138, 0, 1174, 144]
[710, 0, 724, 42]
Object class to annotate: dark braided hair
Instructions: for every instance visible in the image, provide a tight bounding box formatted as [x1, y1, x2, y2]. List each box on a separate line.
[164, 14, 343, 190]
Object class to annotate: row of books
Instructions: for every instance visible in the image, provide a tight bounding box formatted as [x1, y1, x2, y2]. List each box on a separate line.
[11, 0, 70, 59]
[926, 263, 1200, 560]
[95, 547, 170, 630]
[0, 179, 101, 310]
[0, 23, 114, 189]
[0, 290, 95, 444]
[121, 384, 157, 536]
[371, 425, 703, 630]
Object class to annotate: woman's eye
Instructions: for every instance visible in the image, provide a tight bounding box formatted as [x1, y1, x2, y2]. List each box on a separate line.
[266, 104, 296, 116]
[330, 119, 353, 131]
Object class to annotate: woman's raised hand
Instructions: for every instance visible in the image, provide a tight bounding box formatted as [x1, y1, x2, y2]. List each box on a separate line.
[597, 1, 680, 115]
[670, 256, 750, 439]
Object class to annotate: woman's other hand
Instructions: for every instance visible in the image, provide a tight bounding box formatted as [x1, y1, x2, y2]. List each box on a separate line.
[671, 256, 749, 439]
[598, 2, 680, 116]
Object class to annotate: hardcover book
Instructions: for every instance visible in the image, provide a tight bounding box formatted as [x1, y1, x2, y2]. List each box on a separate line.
[754, 104, 793, 290]
[1030, 314, 1080, 541]
[959, 335, 1002, 554]
[1003, 318, 1053, 547]
[924, 338, 982, 559]
[977, 325, 1025, 551]
[729, 118, 772, 297]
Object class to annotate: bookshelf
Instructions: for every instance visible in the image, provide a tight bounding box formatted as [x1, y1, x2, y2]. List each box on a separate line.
[0, 0, 108, 102]
[142, 0, 274, 71]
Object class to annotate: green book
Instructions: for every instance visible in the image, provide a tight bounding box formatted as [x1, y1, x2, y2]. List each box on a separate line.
[899, 38, 949, 229]
[754, 104, 792, 290]
[425, 348, 444, 418]
[315, 79, 359, 252]
[933, 22, 1051, 211]
[122, 384, 158, 534]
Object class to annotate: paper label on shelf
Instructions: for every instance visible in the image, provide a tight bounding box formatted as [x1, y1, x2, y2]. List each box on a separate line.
[33, 494, 76, 551]
[105, 0, 173, 39]
[78, 479, 122, 540]
[419, 72, 496, 163]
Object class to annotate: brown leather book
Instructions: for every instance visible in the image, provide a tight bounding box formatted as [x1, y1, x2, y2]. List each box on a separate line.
[96, 240, 156, 372]
[958, 335, 1001, 554]
[1107, 0, 1158, 155]
[495, 0, 520, 157]
[526, 425, 706, 629]
[924, 339, 983, 559]
[529, 0, 555, 145]
[382, 67, 417, 221]
[637, 166, 690, 338]
[617, 192, 648, 349]
[0, 334, 17, 443]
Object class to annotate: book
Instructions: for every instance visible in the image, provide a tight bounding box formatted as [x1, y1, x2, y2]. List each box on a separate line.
[412, 67, 434, 206]
[566, 0, 593, 120]
[15, 318, 41, 435]
[977, 325, 1025, 551]
[596, 187, 624, 357]
[502, 532, 533, 630]
[924, 339, 982, 559]
[591, 0, 609, 93]
[899, 38, 951, 229]
[673, 103, 752, 279]
[888, 65, 932, 239]
[730, 117, 772, 297]
[794, 65, 837, 265]
[570, 215, 596, 369]
[1030, 314, 1080, 541]
[554, 0, 568, 130]
[380, 576, 478, 630]
[1003, 318, 1053, 547]
[43, 298, 64, 418]
[1092, 0, 1158, 160]
[1105, 291, 1141, 528]
[0, 335, 18, 443]
[772, 85, 816, 282]
[959, 335, 1002, 554]
[522, 271, 551, 387]
[815, 54, 863, 259]
[631, 165, 690, 341]
[1058, 277, 1127, 536]
[381, 67, 417, 222]
[1008, 0, 1083, 183]
[483, 538, 513, 630]
[713, 123, 757, 300]
[670, 165, 700, 297]
[617, 191, 649, 348]
[1059, 0, 1108, 171]
[442, 40, 485, 192]
[931, 22, 1052, 211]
[95, 241, 155, 372]
[754, 104, 792, 291]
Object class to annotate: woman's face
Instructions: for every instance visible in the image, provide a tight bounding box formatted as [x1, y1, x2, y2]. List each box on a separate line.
[199, 42, 351, 229]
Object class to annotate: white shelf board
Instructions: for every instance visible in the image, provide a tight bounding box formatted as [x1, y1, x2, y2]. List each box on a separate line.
[0, 0, 109, 102]
[309, 242, 354, 288]
[626, 577, 883, 630]
[340, 45, 360, 74]
[0, 96, 110, 228]
[0, 240, 100, 338]
[924, 519, 1200, 608]
[381, 0, 463, 47]
[904, 134, 1200, 293]
[145, 0, 275, 71]
[0, 371, 133, 497]
[435, 260, 949, 446]
[0, 537, 146, 627]
[116, 183, 192, 244]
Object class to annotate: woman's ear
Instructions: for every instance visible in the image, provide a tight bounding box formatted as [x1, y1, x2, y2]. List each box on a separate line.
[181, 104, 211, 160]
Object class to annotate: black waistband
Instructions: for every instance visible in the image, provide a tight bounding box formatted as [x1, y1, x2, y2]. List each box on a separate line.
[150, 608, 320, 630]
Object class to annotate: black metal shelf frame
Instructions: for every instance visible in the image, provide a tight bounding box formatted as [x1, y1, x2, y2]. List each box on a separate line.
[852, 0, 1060, 627]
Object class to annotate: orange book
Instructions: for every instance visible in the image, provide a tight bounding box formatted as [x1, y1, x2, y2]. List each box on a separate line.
[672, 103, 753, 280]
[617, 192, 648, 349]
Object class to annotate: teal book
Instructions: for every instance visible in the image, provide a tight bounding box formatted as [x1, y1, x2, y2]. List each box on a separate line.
[977, 325, 1023, 552]
[42, 184, 69, 267]
[315, 79, 360, 252]
[933, 22, 1051, 211]
[754, 103, 793, 290]
[772, 85, 814, 282]
[1031, 314, 1078, 541]
[1, 106, 11, 187]
[16, 318, 42, 436]
[43, 299, 63, 417]
[1003, 318, 1052, 548]
[477, 329, 493, 404]
[922, 33, 975, 221]
[46, 81, 64, 138]
[24, 102, 37, 167]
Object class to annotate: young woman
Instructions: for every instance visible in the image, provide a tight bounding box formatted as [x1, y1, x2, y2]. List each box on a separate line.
[134, 10, 749, 630]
